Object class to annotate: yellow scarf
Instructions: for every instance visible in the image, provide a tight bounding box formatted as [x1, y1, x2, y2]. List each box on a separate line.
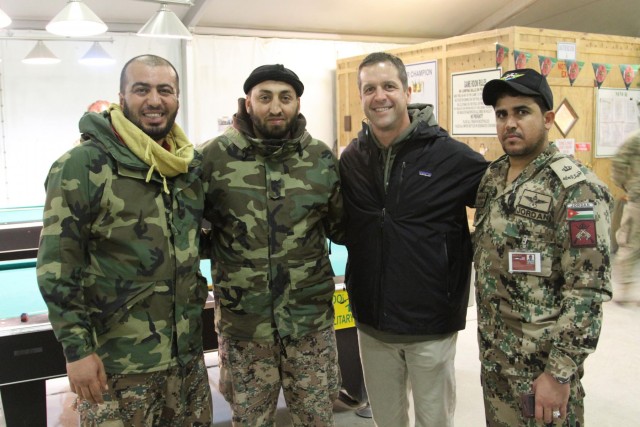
[108, 104, 194, 193]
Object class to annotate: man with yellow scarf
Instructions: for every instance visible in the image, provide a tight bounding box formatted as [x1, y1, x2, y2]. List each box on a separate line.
[37, 55, 213, 426]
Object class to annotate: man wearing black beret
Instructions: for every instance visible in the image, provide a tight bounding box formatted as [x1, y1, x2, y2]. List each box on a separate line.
[199, 64, 344, 425]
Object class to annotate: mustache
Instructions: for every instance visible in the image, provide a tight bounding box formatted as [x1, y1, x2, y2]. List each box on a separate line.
[503, 132, 522, 139]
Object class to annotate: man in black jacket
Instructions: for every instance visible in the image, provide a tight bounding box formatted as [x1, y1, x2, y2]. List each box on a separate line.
[339, 52, 488, 427]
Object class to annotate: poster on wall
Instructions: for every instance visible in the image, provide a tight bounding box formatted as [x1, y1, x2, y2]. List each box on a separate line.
[595, 88, 640, 157]
[405, 60, 438, 120]
[451, 68, 502, 136]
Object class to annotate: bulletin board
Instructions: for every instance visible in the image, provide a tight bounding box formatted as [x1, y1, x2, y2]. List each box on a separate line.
[595, 88, 640, 157]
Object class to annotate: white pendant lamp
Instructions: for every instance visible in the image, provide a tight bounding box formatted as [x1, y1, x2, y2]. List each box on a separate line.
[46, 0, 108, 37]
[79, 42, 115, 66]
[22, 41, 61, 65]
[137, 3, 192, 40]
[0, 8, 12, 29]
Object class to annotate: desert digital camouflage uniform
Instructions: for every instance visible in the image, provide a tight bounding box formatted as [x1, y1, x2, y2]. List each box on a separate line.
[611, 129, 640, 289]
[473, 144, 613, 426]
[199, 101, 343, 426]
[37, 109, 212, 425]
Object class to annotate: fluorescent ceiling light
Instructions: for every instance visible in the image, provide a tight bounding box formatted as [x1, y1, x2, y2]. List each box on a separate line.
[46, 0, 108, 37]
[22, 41, 61, 65]
[137, 3, 192, 40]
[0, 8, 11, 29]
[79, 42, 115, 65]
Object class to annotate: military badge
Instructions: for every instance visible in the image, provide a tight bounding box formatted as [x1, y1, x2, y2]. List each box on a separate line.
[514, 190, 552, 221]
[569, 220, 597, 247]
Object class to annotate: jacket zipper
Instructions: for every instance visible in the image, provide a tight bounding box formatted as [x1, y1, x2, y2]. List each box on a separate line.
[395, 161, 406, 206]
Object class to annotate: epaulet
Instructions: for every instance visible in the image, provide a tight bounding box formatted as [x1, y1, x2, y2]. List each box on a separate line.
[549, 157, 586, 188]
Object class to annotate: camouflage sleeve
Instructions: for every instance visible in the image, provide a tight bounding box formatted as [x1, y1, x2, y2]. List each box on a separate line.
[197, 141, 215, 260]
[610, 131, 640, 191]
[545, 181, 613, 380]
[36, 148, 98, 362]
[323, 151, 346, 245]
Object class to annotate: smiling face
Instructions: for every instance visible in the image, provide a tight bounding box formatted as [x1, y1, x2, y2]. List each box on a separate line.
[359, 61, 412, 146]
[494, 94, 554, 163]
[119, 61, 179, 142]
[246, 80, 300, 139]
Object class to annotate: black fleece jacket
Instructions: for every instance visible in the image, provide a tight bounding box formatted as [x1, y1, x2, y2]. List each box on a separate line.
[340, 105, 488, 335]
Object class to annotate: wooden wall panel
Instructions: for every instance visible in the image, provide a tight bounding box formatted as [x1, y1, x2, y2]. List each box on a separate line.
[336, 26, 640, 198]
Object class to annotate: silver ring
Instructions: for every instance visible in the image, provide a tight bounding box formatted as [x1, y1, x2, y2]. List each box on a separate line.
[552, 409, 561, 418]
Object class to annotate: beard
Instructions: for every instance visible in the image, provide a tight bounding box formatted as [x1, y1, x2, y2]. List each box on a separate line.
[501, 133, 547, 159]
[250, 109, 299, 140]
[122, 101, 177, 141]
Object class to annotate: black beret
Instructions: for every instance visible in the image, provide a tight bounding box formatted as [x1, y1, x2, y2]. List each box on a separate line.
[243, 64, 304, 97]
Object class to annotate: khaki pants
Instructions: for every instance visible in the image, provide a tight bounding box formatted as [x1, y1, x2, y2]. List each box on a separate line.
[357, 330, 457, 427]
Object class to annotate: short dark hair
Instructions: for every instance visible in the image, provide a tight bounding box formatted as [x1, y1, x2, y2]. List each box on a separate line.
[495, 87, 550, 113]
[119, 55, 179, 95]
[357, 52, 408, 91]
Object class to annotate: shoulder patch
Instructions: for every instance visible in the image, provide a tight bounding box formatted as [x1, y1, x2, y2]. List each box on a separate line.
[549, 157, 586, 188]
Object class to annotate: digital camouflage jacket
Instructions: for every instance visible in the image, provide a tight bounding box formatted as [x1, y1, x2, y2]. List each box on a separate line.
[473, 144, 613, 382]
[199, 100, 343, 342]
[37, 111, 207, 374]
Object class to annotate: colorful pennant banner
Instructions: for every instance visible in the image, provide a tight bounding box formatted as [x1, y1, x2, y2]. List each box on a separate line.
[501, 48, 639, 90]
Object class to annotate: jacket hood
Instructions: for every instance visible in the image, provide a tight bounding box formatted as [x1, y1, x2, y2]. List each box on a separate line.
[231, 98, 311, 158]
[79, 110, 149, 170]
[408, 103, 438, 127]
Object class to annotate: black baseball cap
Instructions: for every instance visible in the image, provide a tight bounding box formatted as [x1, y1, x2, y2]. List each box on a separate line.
[243, 64, 304, 97]
[482, 68, 553, 110]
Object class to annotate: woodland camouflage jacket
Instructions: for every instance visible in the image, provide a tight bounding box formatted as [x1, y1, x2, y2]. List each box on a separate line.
[199, 101, 343, 342]
[37, 111, 207, 374]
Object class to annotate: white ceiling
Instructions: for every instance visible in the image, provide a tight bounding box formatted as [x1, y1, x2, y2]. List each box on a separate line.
[1, 0, 639, 42]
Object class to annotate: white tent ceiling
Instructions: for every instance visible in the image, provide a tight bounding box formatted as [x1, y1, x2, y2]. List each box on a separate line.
[1, 0, 639, 43]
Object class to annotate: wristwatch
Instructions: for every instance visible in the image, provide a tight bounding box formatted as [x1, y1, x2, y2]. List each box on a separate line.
[553, 374, 571, 384]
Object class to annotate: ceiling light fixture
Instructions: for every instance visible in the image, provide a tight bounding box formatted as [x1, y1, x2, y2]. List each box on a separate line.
[0, 8, 12, 29]
[22, 41, 61, 65]
[46, 0, 108, 37]
[137, 2, 193, 40]
[79, 42, 115, 66]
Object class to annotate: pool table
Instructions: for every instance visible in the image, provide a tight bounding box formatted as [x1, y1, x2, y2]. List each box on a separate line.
[0, 213, 360, 426]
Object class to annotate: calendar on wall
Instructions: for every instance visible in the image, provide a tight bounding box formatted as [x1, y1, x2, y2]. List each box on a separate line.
[595, 88, 640, 157]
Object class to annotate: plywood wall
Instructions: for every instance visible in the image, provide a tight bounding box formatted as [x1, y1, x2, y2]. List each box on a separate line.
[336, 26, 640, 199]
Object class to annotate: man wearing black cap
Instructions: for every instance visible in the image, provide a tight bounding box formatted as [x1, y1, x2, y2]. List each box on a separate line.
[474, 68, 613, 426]
[198, 64, 343, 426]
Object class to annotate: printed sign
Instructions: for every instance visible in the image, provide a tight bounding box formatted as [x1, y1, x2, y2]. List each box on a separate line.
[333, 290, 355, 330]
[451, 68, 502, 136]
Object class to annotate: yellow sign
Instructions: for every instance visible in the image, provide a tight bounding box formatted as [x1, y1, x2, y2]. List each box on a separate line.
[333, 289, 355, 330]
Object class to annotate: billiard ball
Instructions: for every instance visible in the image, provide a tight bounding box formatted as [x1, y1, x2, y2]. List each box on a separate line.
[20, 313, 29, 322]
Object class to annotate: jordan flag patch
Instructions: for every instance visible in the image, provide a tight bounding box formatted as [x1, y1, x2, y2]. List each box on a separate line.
[566, 203, 595, 221]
